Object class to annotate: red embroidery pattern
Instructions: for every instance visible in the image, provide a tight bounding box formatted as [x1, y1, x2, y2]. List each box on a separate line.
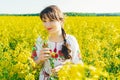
[31, 44, 37, 60]
[58, 50, 64, 56]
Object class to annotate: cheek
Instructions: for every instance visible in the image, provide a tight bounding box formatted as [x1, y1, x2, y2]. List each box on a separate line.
[43, 23, 49, 27]
[55, 22, 61, 28]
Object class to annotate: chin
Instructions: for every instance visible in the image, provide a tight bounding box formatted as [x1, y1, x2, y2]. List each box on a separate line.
[48, 30, 57, 34]
[49, 31, 55, 34]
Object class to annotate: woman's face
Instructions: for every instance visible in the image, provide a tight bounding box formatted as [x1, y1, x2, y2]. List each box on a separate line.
[42, 18, 62, 34]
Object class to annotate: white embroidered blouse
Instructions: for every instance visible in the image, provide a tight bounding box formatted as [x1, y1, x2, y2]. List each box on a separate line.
[32, 34, 83, 80]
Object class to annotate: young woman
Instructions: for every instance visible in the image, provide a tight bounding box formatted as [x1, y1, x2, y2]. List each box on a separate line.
[31, 5, 83, 80]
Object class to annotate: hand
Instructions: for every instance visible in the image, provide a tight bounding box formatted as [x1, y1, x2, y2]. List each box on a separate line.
[51, 65, 63, 76]
[38, 48, 51, 62]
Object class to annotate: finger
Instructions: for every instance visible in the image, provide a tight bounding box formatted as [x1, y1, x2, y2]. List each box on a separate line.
[43, 51, 50, 54]
[40, 56, 48, 61]
[42, 48, 50, 51]
[39, 53, 50, 60]
[40, 50, 50, 54]
[44, 57, 49, 60]
[44, 54, 50, 58]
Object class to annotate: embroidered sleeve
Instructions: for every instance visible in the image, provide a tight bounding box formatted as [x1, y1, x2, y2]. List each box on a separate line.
[31, 36, 43, 61]
[31, 44, 38, 60]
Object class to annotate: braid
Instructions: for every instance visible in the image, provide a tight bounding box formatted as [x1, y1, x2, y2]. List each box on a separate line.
[61, 28, 71, 59]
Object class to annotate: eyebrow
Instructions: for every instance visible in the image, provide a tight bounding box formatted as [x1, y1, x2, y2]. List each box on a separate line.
[42, 18, 57, 22]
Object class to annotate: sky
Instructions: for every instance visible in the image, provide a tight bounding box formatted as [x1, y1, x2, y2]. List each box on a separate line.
[0, 0, 120, 14]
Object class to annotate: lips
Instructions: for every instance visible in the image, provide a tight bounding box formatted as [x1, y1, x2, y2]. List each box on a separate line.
[47, 28, 52, 30]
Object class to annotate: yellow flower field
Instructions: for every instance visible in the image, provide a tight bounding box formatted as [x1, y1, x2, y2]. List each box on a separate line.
[0, 16, 120, 80]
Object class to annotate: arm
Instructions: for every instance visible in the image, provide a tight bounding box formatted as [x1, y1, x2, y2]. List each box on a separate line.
[31, 45, 44, 66]
[69, 35, 83, 64]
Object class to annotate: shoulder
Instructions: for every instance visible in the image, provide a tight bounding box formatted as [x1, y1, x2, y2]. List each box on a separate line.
[66, 34, 79, 49]
[66, 34, 77, 43]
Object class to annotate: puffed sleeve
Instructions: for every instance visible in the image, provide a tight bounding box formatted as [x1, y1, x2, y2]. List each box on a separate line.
[68, 35, 83, 64]
[31, 36, 43, 61]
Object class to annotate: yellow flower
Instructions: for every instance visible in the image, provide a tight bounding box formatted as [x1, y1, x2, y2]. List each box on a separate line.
[25, 73, 35, 80]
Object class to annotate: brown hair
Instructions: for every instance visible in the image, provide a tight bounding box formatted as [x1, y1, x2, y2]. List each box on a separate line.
[40, 5, 71, 59]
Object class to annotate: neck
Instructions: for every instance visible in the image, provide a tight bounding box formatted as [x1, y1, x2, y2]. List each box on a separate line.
[49, 31, 63, 42]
